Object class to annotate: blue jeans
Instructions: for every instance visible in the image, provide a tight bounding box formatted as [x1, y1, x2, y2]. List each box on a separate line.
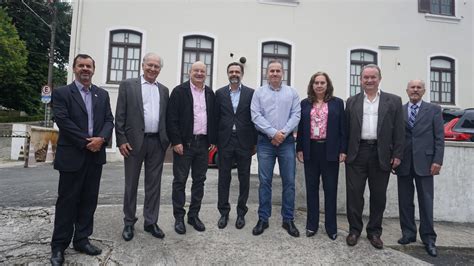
[257, 134, 296, 222]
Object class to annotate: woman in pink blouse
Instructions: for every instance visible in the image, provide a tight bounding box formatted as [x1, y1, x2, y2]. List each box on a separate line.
[296, 72, 347, 240]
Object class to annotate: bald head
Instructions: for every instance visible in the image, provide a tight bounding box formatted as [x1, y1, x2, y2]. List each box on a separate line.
[406, 79, 426, 104]
[189, 61, 207, 88]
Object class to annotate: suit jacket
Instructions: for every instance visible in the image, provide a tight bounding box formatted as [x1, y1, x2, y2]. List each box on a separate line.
[296, 97, 347, 162]
[215, 84, 257, 149]
[166, 80, 216, 145]
[115, 77, 170, 153]
[345, 91, 404, 171]
[52, 82, 114, 172]
[395, 101, 444, 176]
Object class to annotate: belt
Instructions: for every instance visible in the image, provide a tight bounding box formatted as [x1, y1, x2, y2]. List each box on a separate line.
[192, 134, 207, 140]
[360, 139, 377, 145]
[311, 139, 326, 143]
[258, 132, 270, 139]
[144, 133, 159, 137]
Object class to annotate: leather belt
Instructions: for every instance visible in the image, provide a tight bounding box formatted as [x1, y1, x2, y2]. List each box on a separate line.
[360, 139, 377, 145]
[311, 139, 326, 143]
[192, 134, 207, 140]
[144, 133, 159, 137]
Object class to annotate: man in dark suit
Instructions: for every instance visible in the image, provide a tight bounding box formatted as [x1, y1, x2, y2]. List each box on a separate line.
[345, 64, 404, 249]
[395, 80, 444, 257]
[115, 53, 169, 241]
[167, 61, 216, 234]
[215, 62, 256, 229]
[50, 54, 114, 265]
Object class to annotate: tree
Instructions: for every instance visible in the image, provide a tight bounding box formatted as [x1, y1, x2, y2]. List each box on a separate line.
[0, 7, 30, 112]
[0, 0, 72, 114]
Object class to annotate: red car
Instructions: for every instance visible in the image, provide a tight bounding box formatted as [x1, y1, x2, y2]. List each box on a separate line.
[208, 146, 219, 167]
[443, 108, 474, 141]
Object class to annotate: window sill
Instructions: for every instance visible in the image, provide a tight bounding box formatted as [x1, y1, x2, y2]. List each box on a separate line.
[258, 0, 299, 7]
[425, 13, 461, 24]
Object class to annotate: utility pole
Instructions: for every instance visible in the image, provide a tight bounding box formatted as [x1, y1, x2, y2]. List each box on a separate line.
[21, 0, 57, 127]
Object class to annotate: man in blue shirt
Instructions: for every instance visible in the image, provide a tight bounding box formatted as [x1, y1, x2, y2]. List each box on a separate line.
[250, 60, 301, 237]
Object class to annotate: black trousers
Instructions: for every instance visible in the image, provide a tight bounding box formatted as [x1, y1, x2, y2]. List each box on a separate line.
[172, 136, 208, 219]
[217, 133, 252, 217]
[304, 141, 339, 234]
[345, 143, 390, 237]
[51, 151, 102, 252]
[397, 160, 436, 245]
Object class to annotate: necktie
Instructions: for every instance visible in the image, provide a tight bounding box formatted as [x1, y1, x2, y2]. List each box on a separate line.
[408, 105, 418, 128]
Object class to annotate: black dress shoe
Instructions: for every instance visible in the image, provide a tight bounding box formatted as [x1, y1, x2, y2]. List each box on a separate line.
[367, 235, 384, 249]
[188, 216, 206, 231]
[252, 219, 269, 235]
[306, 229, 316, 237]
[218, 215, 229, 229]
[397, 235, 416, 245]
[327, 233, 337, 240]
[346, 233, 359, 246]
[73, 242, 102, 256]
[282, 221, 300, 237]
[235, 215, 245, 229]
[122, 225, 134, 241]
[175, 219, 186, 234]
[50, 250, 64, 266]
[144, 224, 165, 239]
[425, 243, 438, 257]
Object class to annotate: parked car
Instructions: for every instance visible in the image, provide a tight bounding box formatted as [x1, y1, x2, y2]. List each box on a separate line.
[207, 146, 238, 168]
[443, 108, 474, 141]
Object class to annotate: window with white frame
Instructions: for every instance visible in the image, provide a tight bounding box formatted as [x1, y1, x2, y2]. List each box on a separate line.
[107, 30, 142, 83]
[349, 49, 377, 96]
[430, 56, 455, 104]
[181, 35, 214, 87]
[261, 41, 291, 86]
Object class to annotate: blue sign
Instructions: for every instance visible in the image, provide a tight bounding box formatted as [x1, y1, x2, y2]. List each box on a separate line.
[41, 96, 51, 104]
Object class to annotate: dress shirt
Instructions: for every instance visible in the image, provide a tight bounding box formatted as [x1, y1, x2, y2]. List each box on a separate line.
[251, 83, 301, 138]
[74, 80, 93, 137]
[229, 84, 241, 131]
[310, 102, 328, 140]
[191, 81, 207, 135]
[361, 89, 380, 140]
[408, 100, 422, 120]
[141, 76, 160, 133]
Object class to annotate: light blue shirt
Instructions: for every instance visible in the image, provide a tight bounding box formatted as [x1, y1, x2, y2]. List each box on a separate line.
[229, 84, 241, 131]
[251, 83, 301, 138]
[74, 80, 93, 137]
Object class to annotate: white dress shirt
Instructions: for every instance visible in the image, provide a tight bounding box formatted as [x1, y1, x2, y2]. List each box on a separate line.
[141, 76, 160, 133]
[361, 89, 380, 140]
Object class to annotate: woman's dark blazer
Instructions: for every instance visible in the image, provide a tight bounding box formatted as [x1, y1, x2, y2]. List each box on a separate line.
[296, 97, 347, 162]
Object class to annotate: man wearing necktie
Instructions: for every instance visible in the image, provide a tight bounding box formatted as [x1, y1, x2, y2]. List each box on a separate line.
[50, 54, 114, 265]
[395, 80, 444, 257]
[115, 53, 170, 241]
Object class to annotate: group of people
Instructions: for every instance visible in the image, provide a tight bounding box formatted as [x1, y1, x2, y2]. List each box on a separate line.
[49, 53, 444, 265]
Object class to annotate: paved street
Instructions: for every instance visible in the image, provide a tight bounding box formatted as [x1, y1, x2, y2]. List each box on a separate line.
[1, 161, 473, 265]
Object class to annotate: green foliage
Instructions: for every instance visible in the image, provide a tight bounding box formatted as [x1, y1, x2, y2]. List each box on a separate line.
[0, 1, 71, 114]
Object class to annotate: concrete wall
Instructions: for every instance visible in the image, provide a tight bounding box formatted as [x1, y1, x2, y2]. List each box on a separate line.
[295, 141, 474, 223]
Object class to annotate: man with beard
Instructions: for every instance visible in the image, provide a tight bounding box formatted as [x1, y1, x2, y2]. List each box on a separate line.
[215, 62, 257, 229]
[167, 61, 216, 234]
[50, 54, 114, 265]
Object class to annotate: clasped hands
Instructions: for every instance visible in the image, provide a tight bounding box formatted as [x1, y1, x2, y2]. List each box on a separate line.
[271, 131, 286, 147]
[86, 137, 104, 153]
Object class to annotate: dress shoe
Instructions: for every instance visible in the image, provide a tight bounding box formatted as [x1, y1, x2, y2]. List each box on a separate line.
[175, 219, 186, 234]
[306, 229, 316, 237]
[252, 219, 269, 235]
[188, 216, 206, 231]
[218, 215, 229, 229]
[425, 243, 438, 257]
[397, 235, 416, 245]
[144, 224, 165, 239]
[282, 221, 300, 237]
[73, 242, 102, 256]
[346, 234, 359, 246]
[122, 225, 134, 241]
[367, 235, 384, 249]
[327, 233, 338, 240]
[235, 215, 245, 229]
[50, 250, 64, 266]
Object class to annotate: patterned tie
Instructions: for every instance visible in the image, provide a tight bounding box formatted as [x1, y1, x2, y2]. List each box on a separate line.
[408, 104, 418, 128]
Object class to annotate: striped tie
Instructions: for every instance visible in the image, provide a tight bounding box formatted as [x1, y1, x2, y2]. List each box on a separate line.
[408, 105, 418, 128]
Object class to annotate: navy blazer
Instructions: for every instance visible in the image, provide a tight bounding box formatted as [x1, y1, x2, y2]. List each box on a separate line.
[296, 97, 347, 162]
[52, 82, 114, 172]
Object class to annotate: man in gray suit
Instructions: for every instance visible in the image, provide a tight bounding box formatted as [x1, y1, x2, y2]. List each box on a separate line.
[115, 53, 169, 241]
[395, 80, 444, 257]
[345, 64, 404, 249]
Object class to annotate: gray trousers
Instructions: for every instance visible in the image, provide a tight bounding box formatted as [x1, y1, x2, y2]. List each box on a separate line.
[123, 135, 165, 227]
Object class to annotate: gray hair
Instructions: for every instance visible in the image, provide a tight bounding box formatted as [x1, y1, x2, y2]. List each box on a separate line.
[407, 79, 426, 88]
[142, 52, 163, 68]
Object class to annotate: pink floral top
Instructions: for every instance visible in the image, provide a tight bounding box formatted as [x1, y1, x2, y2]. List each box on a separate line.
[310, 102, 328, 140]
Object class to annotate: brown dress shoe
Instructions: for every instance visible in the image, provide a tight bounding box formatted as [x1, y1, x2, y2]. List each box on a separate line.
[346, 234, 359, 246]
[368, 235, 384, 249]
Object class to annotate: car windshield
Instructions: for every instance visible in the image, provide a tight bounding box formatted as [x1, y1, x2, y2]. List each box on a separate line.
[453, 109, 474, 134]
